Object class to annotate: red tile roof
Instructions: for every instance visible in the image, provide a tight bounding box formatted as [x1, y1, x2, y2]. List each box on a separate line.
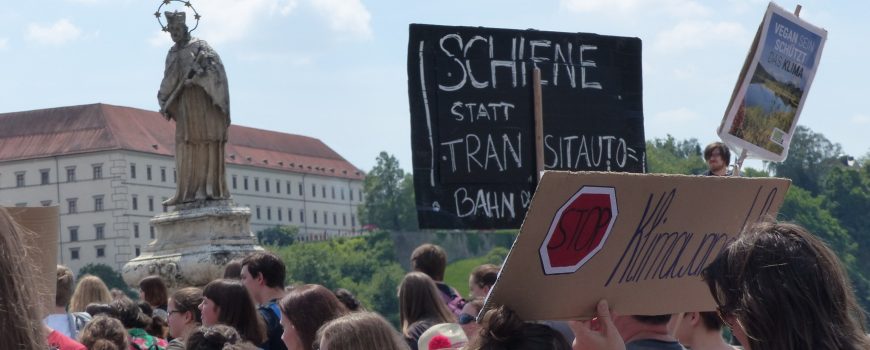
[0, 103, 364, 180]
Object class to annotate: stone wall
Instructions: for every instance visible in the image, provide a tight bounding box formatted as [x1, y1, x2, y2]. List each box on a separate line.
[390, 231, 517, 270]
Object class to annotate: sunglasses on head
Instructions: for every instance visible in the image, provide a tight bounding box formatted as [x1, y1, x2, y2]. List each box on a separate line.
[458, 313, 476, 325]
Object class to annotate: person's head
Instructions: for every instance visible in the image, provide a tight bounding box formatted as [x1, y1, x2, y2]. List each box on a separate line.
[0, 207, 46, 349]
[240, 252, 287, 298]
[411, 244, 448, 281]
[138, 275, 169, 308]
[468, 264, 499, 300]
[465, 305, 570, 350]
[200, 279, 266, 345]
[86, 303, 114, 317]
[277, 284, 349, 350]
[399, 272, 456, 335]
[56, 265, 75, 309]
[78, 315, 129, 350]
[460, 299, 485, 342]
[109, 296, 149, 329]
[186, 325, 260, 350]
[70, 274, 112, 312]
[703, 142, 730, 172]
[164, 11, 190, 44]
[333, 288, 365, 312]
[223, 258, 243, 279]
[703, 220, 870, 350]
[169, 287, 204, 340]
[138, 301, 168, 338]
[675, 311, 724, 348]
[315, 312, 407, 350]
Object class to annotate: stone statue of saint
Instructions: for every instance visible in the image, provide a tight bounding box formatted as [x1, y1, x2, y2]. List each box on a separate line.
[158, 11, 230, 206]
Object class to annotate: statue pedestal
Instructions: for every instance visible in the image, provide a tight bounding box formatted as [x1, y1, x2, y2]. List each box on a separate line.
[122, 201, 263, 288]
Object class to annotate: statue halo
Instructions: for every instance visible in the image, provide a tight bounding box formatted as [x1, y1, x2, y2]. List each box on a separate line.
[154, 0, 201, 33]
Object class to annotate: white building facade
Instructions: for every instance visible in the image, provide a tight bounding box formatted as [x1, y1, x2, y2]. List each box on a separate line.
[0, 103, 365, 274]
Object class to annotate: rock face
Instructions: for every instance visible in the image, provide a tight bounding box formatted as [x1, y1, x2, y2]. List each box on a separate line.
[122, 201, 263, 288]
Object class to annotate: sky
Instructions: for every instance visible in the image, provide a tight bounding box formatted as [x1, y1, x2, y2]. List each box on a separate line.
[1, 0, 868, 173]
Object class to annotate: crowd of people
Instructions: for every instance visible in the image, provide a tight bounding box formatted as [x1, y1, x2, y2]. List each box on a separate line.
[2, 205, 869, 350]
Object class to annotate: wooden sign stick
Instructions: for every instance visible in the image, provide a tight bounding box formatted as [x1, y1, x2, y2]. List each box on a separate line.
[533, 67, 545, 180]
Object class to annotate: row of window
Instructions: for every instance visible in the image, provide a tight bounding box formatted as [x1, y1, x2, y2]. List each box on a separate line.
[64, 196, 105, 214]
[129, 163, 174, 183]
[230, 175, 363, 202]
[68, 246, 105, 260]
[67, 223, 155, 243]
[6, 164, 105, 187]
[250, 206, 357, 227]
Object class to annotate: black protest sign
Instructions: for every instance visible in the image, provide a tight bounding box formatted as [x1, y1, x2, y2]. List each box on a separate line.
[408, 24, 645, 229]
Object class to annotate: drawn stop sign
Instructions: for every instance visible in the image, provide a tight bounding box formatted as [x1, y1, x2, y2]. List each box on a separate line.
[540, 186, 618, 275]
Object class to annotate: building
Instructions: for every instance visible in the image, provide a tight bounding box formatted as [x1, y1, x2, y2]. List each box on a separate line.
[0, 103, 365, 273]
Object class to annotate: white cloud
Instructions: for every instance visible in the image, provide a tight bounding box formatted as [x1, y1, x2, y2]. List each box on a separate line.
[851, 114, 870, 125]
[560, 0, 710, 18]
[653, 107, 699, 123]
[280, 0, 300, 15]
[308, 0, 373, 40]
[653, 20, 746, 52]
[25, 19, 82, 46]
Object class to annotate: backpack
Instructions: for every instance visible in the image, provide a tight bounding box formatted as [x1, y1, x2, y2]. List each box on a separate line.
[258, 300, 287, 350]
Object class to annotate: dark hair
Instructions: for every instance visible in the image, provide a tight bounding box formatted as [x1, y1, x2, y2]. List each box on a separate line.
[471, 264, 499, 289]
[79, 315, 129, 350]
[186, 325, 259, 350]
[241, 252, 286, 288]
[703, 220, 870, 350]
[56, 265, 75, 307]
[202, 279, 266, 344]
[411, 244, 447, 281]
[399, 272, 455, 336]
[466, 305, 570, 350]
[171, 287, 204, 324]
[223, 258, 243, 279]
[139, 275, 169, 308]
[333, 288, 364, 312]
[278, 284, 349, 350]
[110, 296, 149, 329]
[703, 142, 731, 165]
[631, 314, 671, 325]
[139, 301, 168, 338]
[698, 311, 723, 331]
[87, 303, 114, 317]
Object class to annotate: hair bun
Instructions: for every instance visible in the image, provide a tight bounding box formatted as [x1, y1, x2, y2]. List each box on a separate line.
[482, 306, 523, 342]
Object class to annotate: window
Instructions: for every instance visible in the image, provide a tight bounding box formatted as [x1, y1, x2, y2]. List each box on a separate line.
[322, 186, 326, 198]
[93, 165, 103, 180]
[173, 169, 177, 183]
[160, 167, 167, 182]
[40, 169, 50, 185]
[148, 197, 154, 212]
[278, 208, 283, 221]
[350, 189, 354, 201]
[133, 223, 140, 238]
[342, 213, 347, 226]
[256, 206, 261, 220]
[95, 246, 105, 258]
[66, 167, 76, 182]
[232, 175, 238, 189]
[267, 207, 272, 220]
[94, 196, 104, 212]
[67, 199, 77, 214]
[70, 248, 80, 260]
[288, 209, 293, 222]
[300, 209, 305, 223]
[15, 172, 25, 187]
[130, 164, 137, 179]
[276, 180, 281, 194]
[95, 224, 105, 240]
[244, 177, 249, 190]
[287, 181, 292, 194]
[312, 184, 316, 197]
[150, 226, 155, 239]
[254, 178, 260, 192]
[41, 200, 52, 207]
[135, 246, 141, 257]
[299, 183, 303, 196]
[146, 165, 152, 181]
[265, 179, 270, 192]
[352, 215, 356, 227]
[69, 227, 79, 242]
[359, 189, 363, 202]
[331, 187, 335, 199]
[313, 211, 318, 224]
[341, 188, 345, 200]
[132, 195, 138, 210]
[162, 198, 168, 212]
[333, 213, 337, 225]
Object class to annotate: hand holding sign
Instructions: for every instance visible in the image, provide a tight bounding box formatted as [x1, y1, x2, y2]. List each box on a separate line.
[570, 300, 624, 350]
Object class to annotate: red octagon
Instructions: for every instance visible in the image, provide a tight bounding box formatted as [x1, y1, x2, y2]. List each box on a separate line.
[540, 186, 617, 275]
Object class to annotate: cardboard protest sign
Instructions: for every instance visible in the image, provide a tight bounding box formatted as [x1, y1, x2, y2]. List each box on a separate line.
[5, 206, 60, 317]
[408, 24, 645, 230]
[483, 172, 790, 321]
[718, 3, 827, 162]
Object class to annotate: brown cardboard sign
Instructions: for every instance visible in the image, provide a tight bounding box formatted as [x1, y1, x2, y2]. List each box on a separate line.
[6, 206, 60, 316]
[484, 172, 790, 321]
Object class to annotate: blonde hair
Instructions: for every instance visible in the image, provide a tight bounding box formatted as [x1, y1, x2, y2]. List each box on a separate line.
[399, 272, 455, 336]
[70, 275, 113, 312]
[316, 312, 407, 350]
[0, 208, 47, 350]
[79, 315, 129, 350]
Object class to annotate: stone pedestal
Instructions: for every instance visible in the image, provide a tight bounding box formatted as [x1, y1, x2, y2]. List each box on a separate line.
[122, 201, 263, 288]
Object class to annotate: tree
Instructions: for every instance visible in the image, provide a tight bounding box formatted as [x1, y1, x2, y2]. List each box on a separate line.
[765, 126, 845, 195]
[256, 225, 298, 246]
[645, 135, 707, 175]
[358, 152, 418, 231]
[78, 263, 136, 298]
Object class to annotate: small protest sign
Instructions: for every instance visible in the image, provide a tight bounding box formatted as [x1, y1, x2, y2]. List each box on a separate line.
[718, 3, 827, 162]
[408, 24, 645, 230]
[5, 206, 59, 316]
[483, 172, 790, 321]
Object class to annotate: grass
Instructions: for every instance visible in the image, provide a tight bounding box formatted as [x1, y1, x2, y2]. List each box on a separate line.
[444, 256, 492, 299]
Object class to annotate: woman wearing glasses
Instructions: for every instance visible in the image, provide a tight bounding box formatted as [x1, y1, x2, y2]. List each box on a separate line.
[167, 287, 203, 350]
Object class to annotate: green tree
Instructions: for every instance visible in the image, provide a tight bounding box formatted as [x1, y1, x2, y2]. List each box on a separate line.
[645, 135, 707, 175]
[765, 126, 845, 195]
[78, 263, 136, 298]
[359, 152, 418, 231]
[256, 225, 298, 246]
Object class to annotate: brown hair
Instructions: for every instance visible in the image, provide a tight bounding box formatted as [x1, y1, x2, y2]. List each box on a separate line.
[698, 311, 722, 331]
[202, 279, 266, 344]
[110, 296, 150, 329]
[470, 264, 499, 289]
[315, 312, 407, 350]
[79, 315, 129, 350]
[399, 272, 455, 336]
[186, 325, 260, 350]
[241, 252, 286, 289]
[70, 275, 112, 312]
[411, 244, 448, 281]
[703, 142, 731, 164]
[139, 275, 169, 308]
[278, 284, 349, 350]
[0, 208, 47, 350]
[171, 287, 204, 324]
[466, 305, 570, 350]
[223, 258, 243, 279]
[56, 265, 75, 308]
[703, 220, 870, 350]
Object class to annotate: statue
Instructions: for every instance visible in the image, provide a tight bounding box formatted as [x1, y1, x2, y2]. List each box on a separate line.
[157, 10, 230, 206]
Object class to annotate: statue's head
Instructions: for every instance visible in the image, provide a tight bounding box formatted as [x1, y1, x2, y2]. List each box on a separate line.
[165, 11, 190, 43]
